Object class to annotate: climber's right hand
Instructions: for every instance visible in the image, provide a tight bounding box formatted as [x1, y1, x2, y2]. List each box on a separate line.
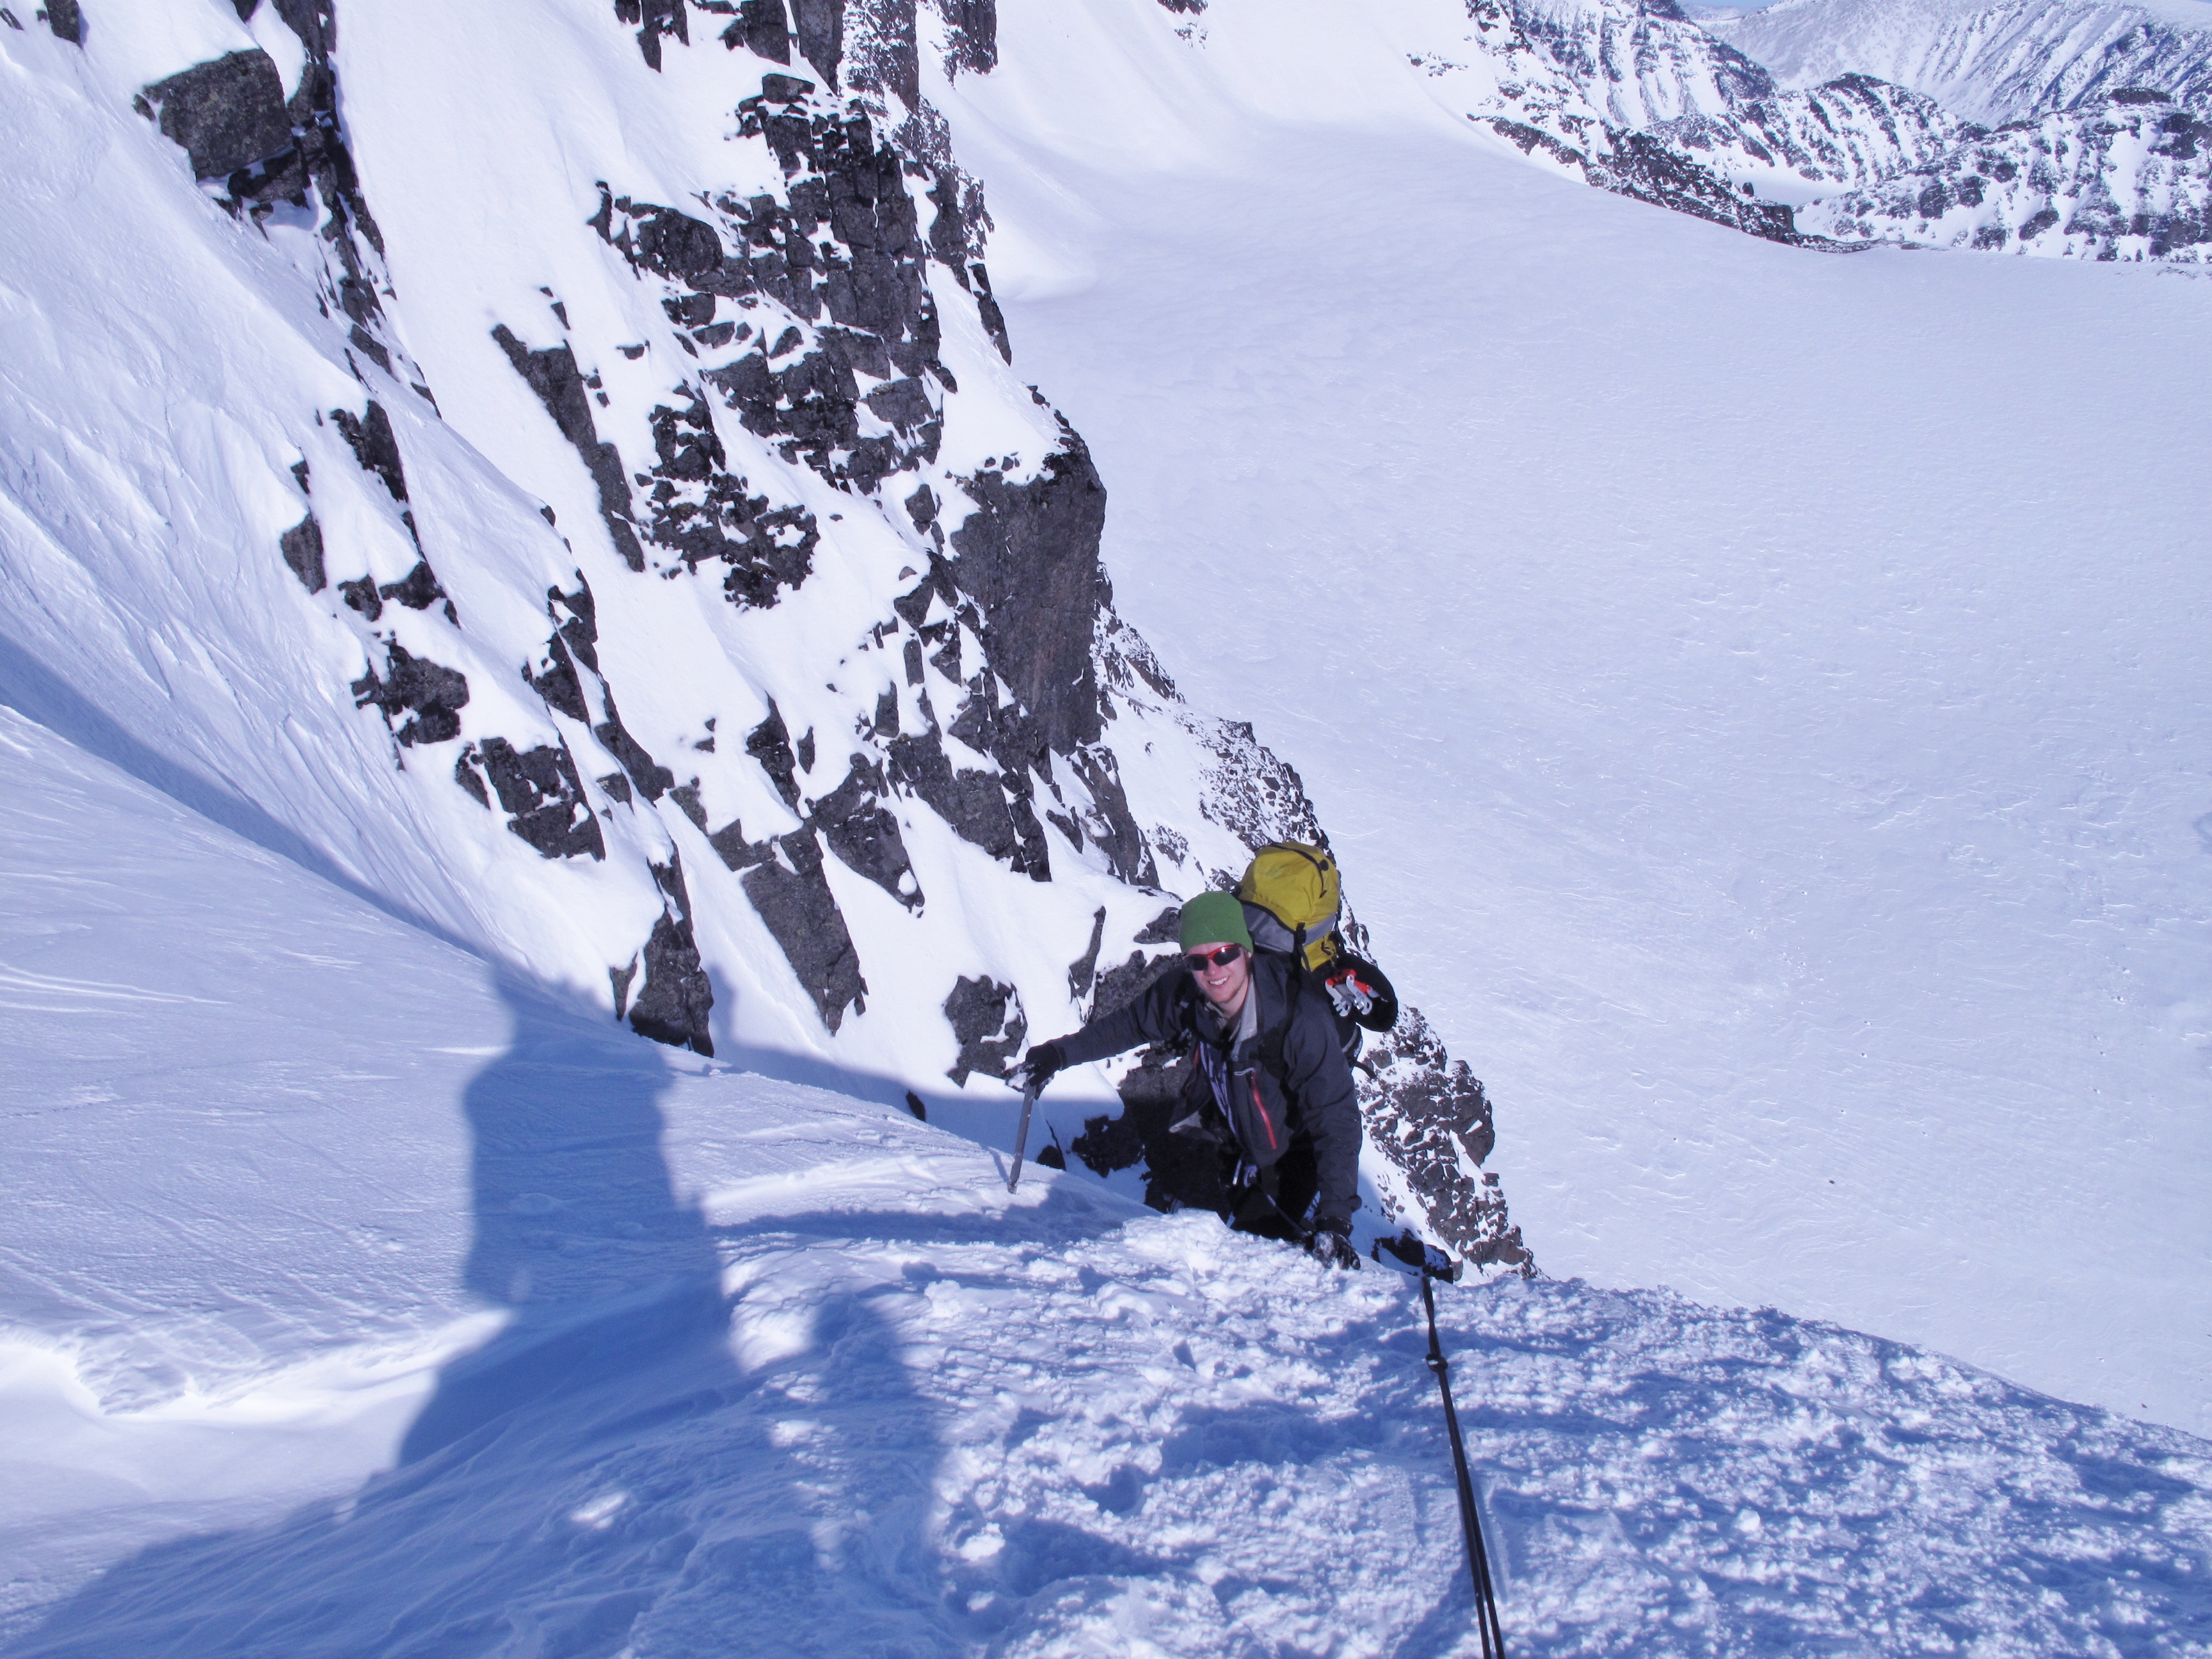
[1018, 1041, 1067, 1095]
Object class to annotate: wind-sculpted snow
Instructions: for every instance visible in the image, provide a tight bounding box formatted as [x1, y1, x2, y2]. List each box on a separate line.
[0, 725, 2203, 1653]
[1800, 92, 2212, 255]
[1715, 0, 2212, 126]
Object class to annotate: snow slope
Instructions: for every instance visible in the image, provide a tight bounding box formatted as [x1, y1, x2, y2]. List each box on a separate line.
[5, 706, 2210, 1655]
[938, 0, 2212, 1437]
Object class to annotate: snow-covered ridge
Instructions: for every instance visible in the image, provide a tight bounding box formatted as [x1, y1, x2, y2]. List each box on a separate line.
[1799, 92, 2212, 255]
[1714, 0, 2212, 125]
[1501, 0, 1775, 127]
[1648, 70, 1981, 201]
[1383, 0, 2212, 256]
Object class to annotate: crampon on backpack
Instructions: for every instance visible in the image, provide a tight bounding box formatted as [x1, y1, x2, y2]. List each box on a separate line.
[1235, 842, 1399, 1050]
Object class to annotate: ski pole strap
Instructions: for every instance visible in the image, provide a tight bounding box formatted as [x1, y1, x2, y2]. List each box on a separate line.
[1420, 1270, 1507, 1658]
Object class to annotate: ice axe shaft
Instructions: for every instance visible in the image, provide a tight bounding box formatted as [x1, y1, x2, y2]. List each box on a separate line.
[1006, 1081, 1039, 1192]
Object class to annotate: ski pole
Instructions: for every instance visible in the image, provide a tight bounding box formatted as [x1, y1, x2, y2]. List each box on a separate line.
[1420, 1265, 1505, 1658]
[1379, 1235, 1505, 1656]
[1006, 1080, 1039, 1193]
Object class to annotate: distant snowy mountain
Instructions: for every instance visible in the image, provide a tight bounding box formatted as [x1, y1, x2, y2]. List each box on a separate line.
[1390, 0, 1803, 239]
[1388, 0, 2212, 256]
[1647, 70, 1979, 200]
[1799, 90, 2212, 255]
[1713, 0, 2212, 124]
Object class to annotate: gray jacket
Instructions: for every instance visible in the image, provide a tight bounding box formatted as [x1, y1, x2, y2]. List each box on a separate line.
[1058, 953, 1362, 1230]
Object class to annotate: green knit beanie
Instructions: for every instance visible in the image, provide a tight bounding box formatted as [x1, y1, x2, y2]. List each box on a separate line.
[1177, 890, 1251, 950]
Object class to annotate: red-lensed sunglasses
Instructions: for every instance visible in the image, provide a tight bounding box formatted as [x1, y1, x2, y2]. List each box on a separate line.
[1185, 945, 1244, 970]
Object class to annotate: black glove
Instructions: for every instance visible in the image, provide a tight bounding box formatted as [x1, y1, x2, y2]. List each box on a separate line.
[1018, 1041, 1066, 1094]
[1306, 1222, 1361, 1271]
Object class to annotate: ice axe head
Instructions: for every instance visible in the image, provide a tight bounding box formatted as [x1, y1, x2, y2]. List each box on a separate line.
[1374, 1230, 1463, 1282]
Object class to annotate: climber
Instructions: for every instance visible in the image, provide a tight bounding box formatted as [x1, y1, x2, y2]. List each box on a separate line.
[1019, 890, 1364, 1270]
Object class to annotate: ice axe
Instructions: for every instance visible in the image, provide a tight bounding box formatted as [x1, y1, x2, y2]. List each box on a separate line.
[1006, 1078, 1039, 1193]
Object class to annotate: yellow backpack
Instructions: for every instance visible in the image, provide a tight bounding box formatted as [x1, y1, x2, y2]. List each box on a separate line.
[1236, 842, 1342, 972]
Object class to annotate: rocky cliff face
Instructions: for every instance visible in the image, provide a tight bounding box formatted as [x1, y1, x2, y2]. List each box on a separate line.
[3, 0, 1529, 1269]
[1797, 91, 2212, 257]
[1712, 0, 2212, 126]
[1648, 70, 1980, 200]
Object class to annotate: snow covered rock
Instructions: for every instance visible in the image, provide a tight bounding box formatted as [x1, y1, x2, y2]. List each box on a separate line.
[1395, 0, 1806, 239]
[1799, 91, 2212, 255]
[1713, 0, 2212, 126]
[1505, 0, 1776, 129]
[1648, 70, 1982, 200]
[1391, 0, 2212, 259]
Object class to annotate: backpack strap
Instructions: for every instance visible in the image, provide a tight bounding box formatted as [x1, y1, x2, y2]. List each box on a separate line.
[1258, 949, 1301, 1081]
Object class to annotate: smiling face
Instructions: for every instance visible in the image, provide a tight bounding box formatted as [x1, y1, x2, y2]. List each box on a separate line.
[1187, 942, 1252, 1018]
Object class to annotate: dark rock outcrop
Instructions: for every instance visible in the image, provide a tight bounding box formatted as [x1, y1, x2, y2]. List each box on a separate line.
[458, 737, 606, 860]
[351, 641, 468, 747]
[946, 438, 1110, 755]
[730, 828, 868, 1030]
[1360, 1010, 1531, 1271]
[627, 854, 715, 1053]
[746, 700, 804, 807]
[883, 695, 1046, 877]
[810, 755, 922, 909]
[279, 513, 326, 593]
[593, 73, 950, 498]
[142, 51, 293, 180]
[639, 386, 819, 607]
[378, 560, 445, 611]
[332, 400, 409, 504]
[1487, 116, 1801, 244]
[720, 0, 794, 63]
[492, 324, 647, 572]
[616, 0, 691, 71]
[595, 694, 676, 803]
[943, 974, 1025, 1085]
[1066, 905, 1107, 1000]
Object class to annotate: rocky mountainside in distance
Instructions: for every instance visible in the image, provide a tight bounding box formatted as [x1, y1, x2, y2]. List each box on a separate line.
[1647, 70, 1980, 200]
[1710, 0, 2212, 124]
[1797, 89, 2212, 253]
[1379, 0, 2212, 259]
[0, 0, 1527, 1269]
